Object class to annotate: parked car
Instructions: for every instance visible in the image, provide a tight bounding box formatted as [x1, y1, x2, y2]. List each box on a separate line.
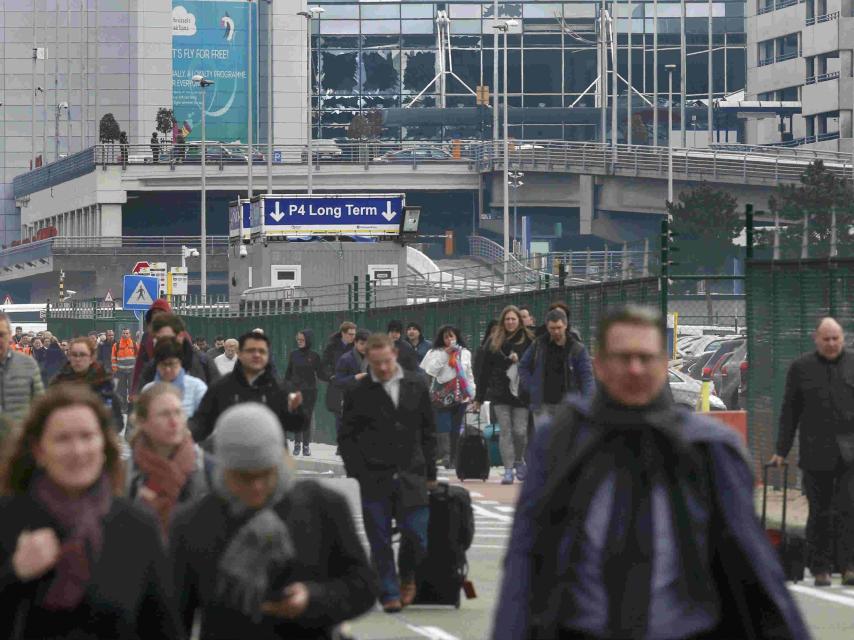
[301, 139, 343, 161]
[176, 143, 264, 164]
[717, 340, 747, 409]
[669, 368, 727, 411]
[373, 147, 454, 163]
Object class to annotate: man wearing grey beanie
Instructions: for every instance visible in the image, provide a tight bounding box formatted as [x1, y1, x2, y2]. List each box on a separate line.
[170, 403, 376, 638]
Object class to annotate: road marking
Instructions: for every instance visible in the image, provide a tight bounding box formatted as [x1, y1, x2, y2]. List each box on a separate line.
[406, 624, 461, 640]
[790, 585, 854, 607]
[477, 500, 500, 505]
[495, 505, 515, 513]
[474, 534, 510, 538]
[472, 502, 514, 522]
[471, 544, 506, 549]
[469, 491, 484, 497]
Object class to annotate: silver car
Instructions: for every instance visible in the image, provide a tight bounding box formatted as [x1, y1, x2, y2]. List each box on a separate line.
[669, 368, 727, 411]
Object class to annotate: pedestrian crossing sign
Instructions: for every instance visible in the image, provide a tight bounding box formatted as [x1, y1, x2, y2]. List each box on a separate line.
[122, 275, 159, 311]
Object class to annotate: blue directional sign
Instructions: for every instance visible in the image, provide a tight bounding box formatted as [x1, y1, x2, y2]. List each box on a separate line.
[123, 275, 159, 311]
[273, 150, 283, 163]
[251, 194, 405, 237]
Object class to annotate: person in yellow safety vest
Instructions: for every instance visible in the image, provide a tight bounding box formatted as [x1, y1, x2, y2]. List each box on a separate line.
[112, 328, 138, 415]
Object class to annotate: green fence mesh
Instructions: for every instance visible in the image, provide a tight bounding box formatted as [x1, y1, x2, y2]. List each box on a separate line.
[49, 277, 658, 444]
[745, 258, 854, 477]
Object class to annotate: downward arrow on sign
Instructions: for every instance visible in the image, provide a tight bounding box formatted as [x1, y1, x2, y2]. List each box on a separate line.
[382, 201, 397, 222]
[270, 201, 285, 223]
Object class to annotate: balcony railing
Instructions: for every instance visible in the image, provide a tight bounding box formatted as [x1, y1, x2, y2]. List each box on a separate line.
[776, 50, 800, 62]
[805, 70, 840, 84]
[758, 0, 800, 13]
[806, 10, 840, 25]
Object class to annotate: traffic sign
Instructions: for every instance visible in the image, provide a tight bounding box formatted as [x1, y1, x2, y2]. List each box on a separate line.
[123, 275, 159, 311]
[273, 150, 282, 163]
[2, 294, 12, 305]
[132, 261, 151, 275]
[104, 290, 113, 304]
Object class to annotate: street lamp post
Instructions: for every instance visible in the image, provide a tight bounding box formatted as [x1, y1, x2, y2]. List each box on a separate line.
[509, 170, 524, 255]
[266, 0, 274, 195]
[298, 7, 324, 195]
[247, 0, 254, 200]
[55, 102, 68, 160]
[493, 19, 517, 286]
[193, 74, 214, 301]
[666, 64, 676, 205]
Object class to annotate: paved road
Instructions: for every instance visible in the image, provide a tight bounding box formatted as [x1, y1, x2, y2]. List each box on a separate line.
[301, 467, 854, 640]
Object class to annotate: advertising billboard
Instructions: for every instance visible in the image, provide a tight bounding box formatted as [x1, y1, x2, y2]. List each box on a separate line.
[250, 194, 406, 237]
[172, 0, 258, 144]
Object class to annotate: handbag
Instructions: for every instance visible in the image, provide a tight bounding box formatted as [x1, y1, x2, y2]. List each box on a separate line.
[506, 363, 520, 398]
[431, 376, 469, 408]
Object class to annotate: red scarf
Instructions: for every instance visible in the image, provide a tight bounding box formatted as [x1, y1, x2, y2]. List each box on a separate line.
[31, 472, 113, 611]
[132, 433, 197, 532]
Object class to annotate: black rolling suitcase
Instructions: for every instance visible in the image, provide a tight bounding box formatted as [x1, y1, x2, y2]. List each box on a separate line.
[414, 483, 476, 608]
[456, 415, 491, 481]
[761, 463, 806, 582]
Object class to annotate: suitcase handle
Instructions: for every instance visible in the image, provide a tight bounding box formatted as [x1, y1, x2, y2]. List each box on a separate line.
[761, 462, 789, 541]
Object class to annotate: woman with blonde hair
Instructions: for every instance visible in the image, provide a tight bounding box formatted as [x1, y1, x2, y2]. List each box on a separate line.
[472, 305, 534, 484]
[127, 383, 211, 535]
[0, 384, 182, 638]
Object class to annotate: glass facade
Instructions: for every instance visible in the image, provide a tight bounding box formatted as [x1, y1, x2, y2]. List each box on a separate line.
[313, 0, 747, 141]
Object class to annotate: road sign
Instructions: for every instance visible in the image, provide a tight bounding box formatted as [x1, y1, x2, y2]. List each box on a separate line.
[168, 267, 188, 296]
[250, 193, 405, 237]
[273, 150, 282, 163]
[149, 262, 168, 297]
[104, 290, 113, 304]
[123, 275, 159, 311]
[2, 294, 12, 305]
[132, 261, 151, 275]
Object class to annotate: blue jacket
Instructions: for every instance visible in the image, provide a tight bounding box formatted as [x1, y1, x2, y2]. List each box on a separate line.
[493, 395, 810, 640]
[144, 369, 208, 418]
[518, 333, 595, 410]
[334, 349, 366, 396]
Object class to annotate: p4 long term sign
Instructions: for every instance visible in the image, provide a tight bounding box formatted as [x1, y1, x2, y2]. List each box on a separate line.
[249, 194, 405, 237]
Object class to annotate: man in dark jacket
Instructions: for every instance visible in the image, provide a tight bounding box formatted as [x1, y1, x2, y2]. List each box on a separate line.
[339, 333, 437, 614]
[191, 330, 306, 443]
[405, 322, 432, 364]
[284, 329, 322, 456]
[519, 308, 595, 421]
[387, 320, 420, 372]
[139, 313, 220, 388]
[334, 330, 370, 397]
[206, 335, 225, 362]
[771, 316, 854, 587]
[97, 329, 116, 373]
[321, 321, 357, 424]
[494, 305, 810, 640]
[171, 403, 376, 639]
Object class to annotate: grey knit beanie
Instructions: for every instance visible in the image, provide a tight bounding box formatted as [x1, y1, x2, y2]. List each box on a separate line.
[214, 403, 284, 470]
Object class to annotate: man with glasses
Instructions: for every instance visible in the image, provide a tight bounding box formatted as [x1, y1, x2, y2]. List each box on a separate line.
[191, 330, 306, 445]
[494, 305, 808, 640]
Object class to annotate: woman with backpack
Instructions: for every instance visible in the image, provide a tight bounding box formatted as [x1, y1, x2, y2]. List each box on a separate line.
[421, 325, 475, 469]
[472, 306, 533, 485]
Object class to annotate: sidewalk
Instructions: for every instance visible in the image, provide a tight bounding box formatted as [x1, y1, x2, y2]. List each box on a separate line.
[290, 442, 346, 476]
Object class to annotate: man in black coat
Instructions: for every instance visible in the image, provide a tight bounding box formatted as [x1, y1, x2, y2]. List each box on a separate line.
[338, 333, 437, 614]
[139, 313, 220, 388]
[321, 321, 357, 437]
[771, 316, 854, 587]
[191, 330, 306, 443]
[96, 329, 116, 373]
[387, 320, 420, 372]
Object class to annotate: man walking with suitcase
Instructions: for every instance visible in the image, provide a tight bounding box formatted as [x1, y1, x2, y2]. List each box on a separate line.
[339, 334, 437, 614]
[771, 316, 854, 587]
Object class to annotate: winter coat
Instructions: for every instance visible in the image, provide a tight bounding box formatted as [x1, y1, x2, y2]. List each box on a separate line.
[96, 339, 115, 372]
[42, 342, 67, 385]
[421, 346, 476, 400]
[50, 362, 124, 430]
[191, 360, 307, 443]
[0, 494, 184, 640]
[334, 349, 367, 396]
[143, 368, 208, 418]
[474, 330, 533, 407]
[213, 353, 238, 377]
[131, 332, 156, 397]
[126, 442, 211, 505]
[206, 346, 224, 362]
[408, 337, 433, 364]
[285, 331, 323, 393]
[518, 332, 595, 410]
[493, 395, 811, 640]
[777, 349, 854, 471]
[0, 350, 44, 434]
[170, 480, 377, 640]
[140, 338, 220, 389]
[320, 332, 352, 414]
[339, 369, 437, 506]
[395, 338, 420, 373]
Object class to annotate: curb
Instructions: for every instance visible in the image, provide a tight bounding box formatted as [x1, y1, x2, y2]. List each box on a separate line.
[294, 456, 347, 477]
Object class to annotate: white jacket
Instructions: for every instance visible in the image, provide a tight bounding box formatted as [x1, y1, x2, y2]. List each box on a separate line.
[420, 347, 476, 398]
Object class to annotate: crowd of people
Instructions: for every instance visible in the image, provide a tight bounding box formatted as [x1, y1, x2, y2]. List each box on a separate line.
[0, 296, 818, 638]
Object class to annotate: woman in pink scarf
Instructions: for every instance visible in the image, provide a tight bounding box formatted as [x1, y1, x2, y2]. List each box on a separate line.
[0, 384, 182, 639]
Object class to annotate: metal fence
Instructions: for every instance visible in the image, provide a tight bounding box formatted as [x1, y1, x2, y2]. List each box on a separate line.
[744, 258, 854, 478]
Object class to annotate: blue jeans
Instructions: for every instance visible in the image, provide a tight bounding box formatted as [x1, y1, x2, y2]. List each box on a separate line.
[361, 481, 430, 603]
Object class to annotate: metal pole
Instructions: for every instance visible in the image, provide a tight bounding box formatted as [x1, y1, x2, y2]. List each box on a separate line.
[773, 210, 780, 260]
[31, 0, 36, 167]
[247, 1, 254, 199]
[201, 84, 208, 301]
[610, 5, 618, 159]
[667, 65, 675, 203]
[627, 0, 633, 146]
[653, 0, 658, 146]
[600, 3, 607, 144]
[267, 0, 273, 195]
[493, 0, 499, 141]
[680, 0, 686, 147]
[307, 13, 313, 195]
[503, 26, 510, 285]
[707, 0, 713, 144]
[830, 207, 838, 258]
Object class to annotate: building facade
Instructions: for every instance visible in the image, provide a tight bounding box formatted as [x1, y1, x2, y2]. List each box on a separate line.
[746, 0, 853, 150]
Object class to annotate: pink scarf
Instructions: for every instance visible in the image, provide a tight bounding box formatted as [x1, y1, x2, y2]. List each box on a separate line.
[31, 472, 113, 611]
